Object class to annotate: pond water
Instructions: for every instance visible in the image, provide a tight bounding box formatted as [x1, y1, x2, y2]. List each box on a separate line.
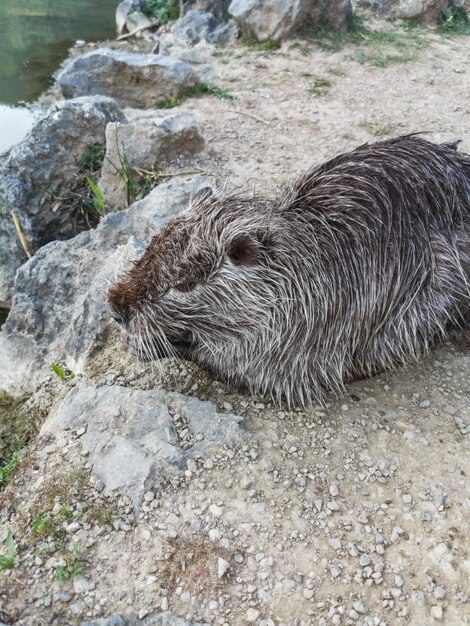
[0, 0, 119, 153]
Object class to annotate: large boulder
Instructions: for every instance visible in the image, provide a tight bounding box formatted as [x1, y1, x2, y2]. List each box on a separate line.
[42, 383, 245, 506]
[57, 49, 202, 107]
[0, 178, 206, 395]
[0, 96, 124, 306]
[228, 0, 352, 41]
[99, 112, 205, 209]
[172, 10, 240, 46]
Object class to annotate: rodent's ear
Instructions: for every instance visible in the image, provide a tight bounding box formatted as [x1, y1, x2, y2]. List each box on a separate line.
[228, 235, 258, 266]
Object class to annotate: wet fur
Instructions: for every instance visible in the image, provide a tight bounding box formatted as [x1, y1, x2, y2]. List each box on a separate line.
[108, 135, 470, 406]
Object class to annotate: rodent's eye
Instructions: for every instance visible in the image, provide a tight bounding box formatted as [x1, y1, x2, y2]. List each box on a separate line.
[174, 282, 197, 292]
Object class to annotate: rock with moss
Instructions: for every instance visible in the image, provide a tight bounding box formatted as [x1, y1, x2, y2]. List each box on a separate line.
[0, 96, 124, 306]
[58, 49, 203, 107]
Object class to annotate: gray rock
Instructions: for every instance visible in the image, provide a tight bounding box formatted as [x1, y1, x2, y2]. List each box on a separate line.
[181, 0, 232, 20]
[116, 0, 145, 34]
[0, 96, 124, 306]
[58, 49, 202, 107]
[229, 0, 352, 41]
[0, 178, 205, 395]
[42, 383, 245, 505]
[99, 113, 205, 209]
[173, 10, 240, 46]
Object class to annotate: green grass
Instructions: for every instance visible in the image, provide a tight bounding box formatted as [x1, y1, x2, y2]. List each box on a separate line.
[0, 531, 17, 570]
[243, 36, 281, 51]
[360, 120, 393, 136]
[438, 7, 470, 35]
[308, 78, 332, 96]
[79, 143, 103, 171]
[0, 449, 23, 488]
[140, 0, 179, 22]
[154, 83, 237, 109]
[305, 12, 429, 67]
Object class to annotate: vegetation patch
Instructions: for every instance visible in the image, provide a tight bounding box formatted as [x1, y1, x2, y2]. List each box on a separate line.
[308, 78, 332, 96]
[52, 142, 107, 229]
[155, 83, 237, 110]
[0, 307, 8, 328]
[438, 7, 470, 35]
[243, 36, 281, 51]
[0, 391, 28, 477]
[305, 12, 429, 67]
[0, 531, 17, 570]
[140, 0, 179, 22]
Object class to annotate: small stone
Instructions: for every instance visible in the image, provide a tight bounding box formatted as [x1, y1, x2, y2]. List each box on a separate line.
[395, 575, 404, 587]
[161, 597, 169, 611]
[402, 494, 412, 504]
[303, 588, 314, 600]
[434, 585, 446, 600]
[359, 554, 371, 567]
[353, 600, 369, 614]
[430, 605, 443, 620]
[72, 575, 90, 594]
[327, 501, 340, 511]
[391, 527, 404, 543]
[246, 608, 260, 622]
[218, 557, 230, 578]
[314, 499, 323, 512]
[144, 491, 155, 502]
[210, 504, 223, 517]
[209, 528, 221, 542]
[411, 591, 426, 606]
[329, 483, 339, 497]
[419, 400, 430, 408]
[329, 538, 342, 550]
[330, 564, 342, 578]
[65, 522, 80, 534]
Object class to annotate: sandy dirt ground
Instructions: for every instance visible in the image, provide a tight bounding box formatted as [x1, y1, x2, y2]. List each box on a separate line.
[1, 17, 470, 626]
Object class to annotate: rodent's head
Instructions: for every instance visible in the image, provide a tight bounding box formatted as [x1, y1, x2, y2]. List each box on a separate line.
[108, 188, 291, 393]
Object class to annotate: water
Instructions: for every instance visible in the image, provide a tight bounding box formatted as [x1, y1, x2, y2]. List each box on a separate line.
[0, 0, 119, 153]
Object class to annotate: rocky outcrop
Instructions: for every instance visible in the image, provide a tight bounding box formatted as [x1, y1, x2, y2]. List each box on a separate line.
[173, 10, 240, 46]
[0, 96, 124, 306]
[42, 383, 245, 506]
[99, 113, 205, 209]
[228, 0, 352, 41]
[58, 49, 202, 107]
[0, 178, 207, 395]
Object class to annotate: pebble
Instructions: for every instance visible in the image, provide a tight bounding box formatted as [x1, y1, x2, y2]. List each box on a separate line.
[218, 558, 230, 578]
[353, 600, 369, 614]
[246, 608, 260, 622]
[434, 585, 446, 600]
[359, 554, 371, 567]
[329, 538, 342, 550]
[209, 504, 223, 517]
[329, 483, 339, 497]
[330, 565, 342, 578]
[303, 589, 314, 600]
[411, 591, 426, 606]
[395, 575, 404, 588]
[161, 597, 169, 611]
[430, 605, 443, 620]
[419, 400, 431, 408]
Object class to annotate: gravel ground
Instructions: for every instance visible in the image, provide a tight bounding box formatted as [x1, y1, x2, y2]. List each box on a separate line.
[1, 16, 470, 626]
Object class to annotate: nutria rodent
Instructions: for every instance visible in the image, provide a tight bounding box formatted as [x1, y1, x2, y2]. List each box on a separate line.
[108, 135, 470, 406]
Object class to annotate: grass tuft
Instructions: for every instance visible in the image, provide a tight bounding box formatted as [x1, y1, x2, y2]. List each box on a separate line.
[438, 7, 470, 35]
[140, 0, 179, 22]
[308, 78, 332, 96]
